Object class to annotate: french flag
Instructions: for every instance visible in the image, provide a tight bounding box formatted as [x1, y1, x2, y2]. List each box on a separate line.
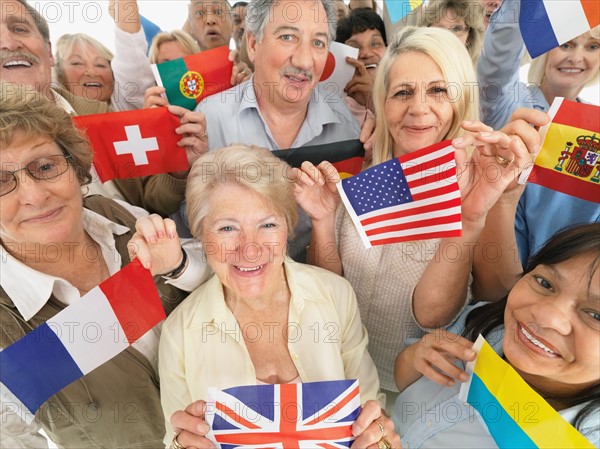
[520, 0, 600, 58]
[0, 260, 165, 414]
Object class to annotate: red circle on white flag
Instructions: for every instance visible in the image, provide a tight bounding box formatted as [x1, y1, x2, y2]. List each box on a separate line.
[319, 52, 335, 81]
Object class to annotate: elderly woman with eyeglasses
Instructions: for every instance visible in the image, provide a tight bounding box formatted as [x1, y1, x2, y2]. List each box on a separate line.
[418, 0, 485, 65]
[0, 85, 210, 448]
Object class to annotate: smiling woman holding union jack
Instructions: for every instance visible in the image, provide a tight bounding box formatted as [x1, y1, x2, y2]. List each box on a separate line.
[159, 145, 401, 449]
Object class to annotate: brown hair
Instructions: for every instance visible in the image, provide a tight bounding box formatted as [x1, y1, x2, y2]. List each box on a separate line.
[0, 84, 93, 186]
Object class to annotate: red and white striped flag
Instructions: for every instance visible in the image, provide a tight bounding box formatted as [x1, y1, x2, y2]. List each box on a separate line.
[337, 141, 462, 247]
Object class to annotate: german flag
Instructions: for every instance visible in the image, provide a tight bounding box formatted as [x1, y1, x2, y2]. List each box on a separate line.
[151, 46, 233, 110]
[272, 140, 365, 179]
[528, 98, 600, 204]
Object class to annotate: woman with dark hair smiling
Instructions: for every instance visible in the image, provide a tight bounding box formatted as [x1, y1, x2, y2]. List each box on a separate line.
[393, 223, 600, 448]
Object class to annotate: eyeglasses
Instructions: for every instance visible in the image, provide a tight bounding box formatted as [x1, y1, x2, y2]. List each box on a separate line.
[433, 24, 470, 36]
[0, 154, 72, 196]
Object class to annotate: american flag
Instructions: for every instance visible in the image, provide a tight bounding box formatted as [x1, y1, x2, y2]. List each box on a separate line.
[206, 380, 361, 449]
[337, 141, 462, 247]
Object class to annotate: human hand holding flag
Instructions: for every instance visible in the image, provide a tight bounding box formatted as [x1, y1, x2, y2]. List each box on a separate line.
[152, 46, 233, 110]
[519, 98, 600, 203]
[74, 107, 190, 182]
[319, 42, 359, 95]
[338, 141, 462, 248]
[0, 260, 165, 415]
[205, 380, 361, 449]
[459, 335, 595, 449]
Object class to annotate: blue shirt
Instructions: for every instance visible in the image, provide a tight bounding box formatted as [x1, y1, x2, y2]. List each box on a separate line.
[179, 78, 361, 261]
[392, 306, 599, 448]
[197, 77, 361, 150]
[477, 0, 548, 130]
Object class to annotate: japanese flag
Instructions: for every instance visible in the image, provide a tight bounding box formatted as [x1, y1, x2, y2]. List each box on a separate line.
[319, 42, 359, 94]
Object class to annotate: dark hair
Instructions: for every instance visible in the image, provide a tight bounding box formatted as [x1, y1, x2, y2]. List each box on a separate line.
[464, 223, 600, 432]
[335, 7, 387, 45]
[232, 1, 248, 7]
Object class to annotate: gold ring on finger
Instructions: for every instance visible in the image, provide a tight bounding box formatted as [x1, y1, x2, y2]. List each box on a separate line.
[375, 419, 386, 439]
[495, 154, 514, 167]
[171, 433, 186, 449]
[377, 438, 392, 449]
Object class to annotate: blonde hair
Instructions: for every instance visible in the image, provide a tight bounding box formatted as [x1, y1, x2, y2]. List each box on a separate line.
[148, 30, 200, 64]
[186, 145, 298, 238]
[528, 26, 600, 90]
[372, 26, 479, 166]
[54, 33, 113, 87]
[0, 83, 93, 186]
[418, 0, 485, 65]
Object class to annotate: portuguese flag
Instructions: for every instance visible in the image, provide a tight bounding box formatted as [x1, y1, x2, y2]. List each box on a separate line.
[272, 140, 365, 179]
[151, 46, 233, 110]
[526, 98, 600, 203]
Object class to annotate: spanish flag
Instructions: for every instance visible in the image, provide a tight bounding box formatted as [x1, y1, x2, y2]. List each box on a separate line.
[151, 46, 233, 110]
[458, 336, 595, 449]
[526, 98, 600, 204]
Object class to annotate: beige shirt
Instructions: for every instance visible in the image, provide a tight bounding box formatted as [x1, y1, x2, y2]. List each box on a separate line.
[159, 258, 384, 444]
[0, 203, 210, 449]
[337, 209, 471, 392]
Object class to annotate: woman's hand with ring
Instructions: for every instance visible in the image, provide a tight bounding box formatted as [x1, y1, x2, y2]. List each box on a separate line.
[170, 400, 215, 449]
[167, 105, 209, 176]
[350, 400, 401, 448]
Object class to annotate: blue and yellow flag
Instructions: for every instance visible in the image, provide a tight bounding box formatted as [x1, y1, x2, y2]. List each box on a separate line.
[385, 0, 424, 24]
[459, 336, 594, 449]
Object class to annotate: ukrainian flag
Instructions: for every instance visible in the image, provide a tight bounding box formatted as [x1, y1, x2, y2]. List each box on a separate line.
[528, 98, 600, 204]
[459, 336, 595, 449]
[385, 0, 424, 24]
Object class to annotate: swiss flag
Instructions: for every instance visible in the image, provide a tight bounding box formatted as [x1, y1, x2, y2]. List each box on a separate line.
[73, 107, 189, 182]
[319, 42, 359, 93]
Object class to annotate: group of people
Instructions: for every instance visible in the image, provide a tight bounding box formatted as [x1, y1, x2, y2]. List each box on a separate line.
[0, 0, 598, 448]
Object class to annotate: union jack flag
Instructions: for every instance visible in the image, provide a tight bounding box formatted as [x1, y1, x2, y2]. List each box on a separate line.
[206, 380, 361, 449]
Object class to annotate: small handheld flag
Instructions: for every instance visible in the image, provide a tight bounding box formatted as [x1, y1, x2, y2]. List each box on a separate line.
[74, 107, 189, 182]
[206, 379, 361, 449]
[0, 260, 165, 414]
[519, 0, 599, 58]
[459, 335, 595, 449]
[272, 140, 365, 178]
[338, 141, 462, 248]
[152, 46, 233, 110]
[319, 42, 359, 92]
[519, 98, 600, 203]
[385, 0, 424, 24]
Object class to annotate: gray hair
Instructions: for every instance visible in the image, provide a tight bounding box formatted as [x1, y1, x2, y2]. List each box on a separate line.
[245, 0, 337, 43]
[186, 144, 298, 238]
[17, 0, 50, 43]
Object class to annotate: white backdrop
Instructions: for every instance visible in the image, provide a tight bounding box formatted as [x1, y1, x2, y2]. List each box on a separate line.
[30, 0, 598, 104]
